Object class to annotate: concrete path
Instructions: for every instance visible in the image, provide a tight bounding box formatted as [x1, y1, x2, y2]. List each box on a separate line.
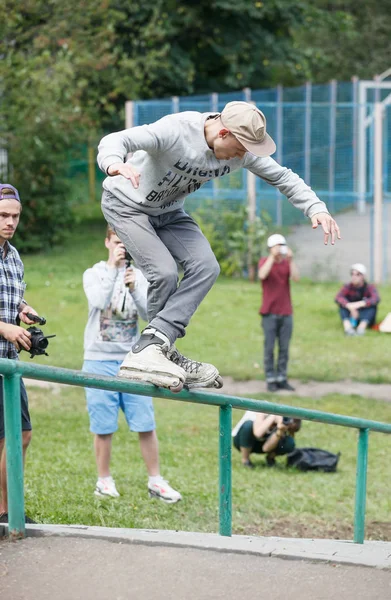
[0, 526, 390, 600]
[23, 377, 391, 402]
[285, 207, 391, 281]
[214, 376, 391, 402]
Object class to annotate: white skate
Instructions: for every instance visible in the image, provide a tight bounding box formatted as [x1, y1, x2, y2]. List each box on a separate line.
[119, 328, 186, 393]
[167, 346, 223, 389]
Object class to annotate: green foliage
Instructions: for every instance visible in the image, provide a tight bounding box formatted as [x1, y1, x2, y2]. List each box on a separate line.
[292, 1, 391, 83]
[191, 201, 270, 276]
[1, 0, 390, 252]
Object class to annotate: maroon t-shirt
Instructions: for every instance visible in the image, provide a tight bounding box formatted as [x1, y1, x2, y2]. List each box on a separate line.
[258, 257, 292, 316]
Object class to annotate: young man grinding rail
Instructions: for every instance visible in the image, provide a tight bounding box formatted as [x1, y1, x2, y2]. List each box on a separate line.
[97, 101, 341, 392]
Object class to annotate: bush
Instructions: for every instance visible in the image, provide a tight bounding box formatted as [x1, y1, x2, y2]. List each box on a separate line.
[192, 200, 271, 277]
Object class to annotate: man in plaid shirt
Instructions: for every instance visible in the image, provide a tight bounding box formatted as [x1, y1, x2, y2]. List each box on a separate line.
[0, 183, 40, 524]
[335, 263, 380, 336]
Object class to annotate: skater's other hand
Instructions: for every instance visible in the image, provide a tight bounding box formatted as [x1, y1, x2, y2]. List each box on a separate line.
[107, 162, 140, 188]
[124, 267, 136, 291]
[311, 212, 341, 245]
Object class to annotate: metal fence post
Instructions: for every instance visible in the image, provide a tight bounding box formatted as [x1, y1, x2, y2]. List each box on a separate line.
[211, 93, 219, 202]
[276, 84, 283, 226]
[304, 81, 312, 185]
[88, 145, 96, 203]
[3, 373, 25, 539]
[354, 428, 369, 544]
[172, 96, 179, 113]
[373, 102, 384, 284]
[328, 80, 337, 213]
[219, 404, 232, 536]
[125, 101, 134, 129]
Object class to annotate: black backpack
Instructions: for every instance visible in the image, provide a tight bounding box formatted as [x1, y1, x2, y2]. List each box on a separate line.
[287, 448, 340, 472]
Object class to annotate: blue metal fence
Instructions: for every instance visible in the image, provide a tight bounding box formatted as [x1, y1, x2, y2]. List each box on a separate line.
[132, 81, 391, 226]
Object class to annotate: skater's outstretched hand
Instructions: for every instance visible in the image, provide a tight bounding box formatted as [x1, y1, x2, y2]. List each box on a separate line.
[107, 162, 140, 189]
[311, 212, 341, 245]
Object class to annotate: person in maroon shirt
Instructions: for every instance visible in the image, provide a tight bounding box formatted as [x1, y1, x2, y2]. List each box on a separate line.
[335, 263, 380, 336]
[258, 234, 299, 392]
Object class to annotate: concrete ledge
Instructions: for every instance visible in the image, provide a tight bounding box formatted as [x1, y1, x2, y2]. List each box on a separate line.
[2, 523, 390, 570]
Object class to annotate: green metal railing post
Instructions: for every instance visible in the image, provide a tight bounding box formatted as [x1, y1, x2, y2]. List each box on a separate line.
[354, 428, 369, 544]
[3, 373, 25, 539]
[219, 404, 232, 536]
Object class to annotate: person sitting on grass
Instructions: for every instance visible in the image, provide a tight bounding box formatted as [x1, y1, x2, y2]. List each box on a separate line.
[335, 263, 380, 336]
[232, 410, 301, 468]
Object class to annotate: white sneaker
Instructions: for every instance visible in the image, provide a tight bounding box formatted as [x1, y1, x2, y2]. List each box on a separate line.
[94, 477, 120, 498]
[167, 346, 223, 389]
[148, 478, 182, 504]
[119, 329, 186, 390]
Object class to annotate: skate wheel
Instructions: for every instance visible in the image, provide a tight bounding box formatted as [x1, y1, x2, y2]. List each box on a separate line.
[169, 381, 183, 393]
[213, 376, 224, 389]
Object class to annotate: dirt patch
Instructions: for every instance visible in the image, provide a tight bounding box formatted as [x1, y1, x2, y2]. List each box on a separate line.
[235, 517, 391, 541]
[215, 377, 391, 402]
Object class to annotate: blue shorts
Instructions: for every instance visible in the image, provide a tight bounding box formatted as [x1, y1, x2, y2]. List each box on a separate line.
[82, 360, 155, 435]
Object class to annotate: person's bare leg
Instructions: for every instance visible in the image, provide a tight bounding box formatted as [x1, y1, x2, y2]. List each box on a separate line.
[138, 430, 159, 476]
[94, 433, 113, 478]
[0, 430, 32, 514]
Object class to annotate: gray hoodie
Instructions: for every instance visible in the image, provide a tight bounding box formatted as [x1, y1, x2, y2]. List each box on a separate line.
[97, 111, 329, 218]
[83, 261, 148, 361]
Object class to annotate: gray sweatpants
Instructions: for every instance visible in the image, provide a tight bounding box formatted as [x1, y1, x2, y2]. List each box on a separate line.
[261, 314, 293, 383]
[102, 192, 220, 345]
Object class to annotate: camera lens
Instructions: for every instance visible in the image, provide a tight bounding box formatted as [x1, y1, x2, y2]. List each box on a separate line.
[36, 337, 49, 350]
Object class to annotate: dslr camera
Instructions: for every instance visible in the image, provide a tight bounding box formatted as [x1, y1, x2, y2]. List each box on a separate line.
[23, 313, 56, 359]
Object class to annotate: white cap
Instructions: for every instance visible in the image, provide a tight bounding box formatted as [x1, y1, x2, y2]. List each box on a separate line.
[351, 263, 367, 276]
[267, 233, 287, 248]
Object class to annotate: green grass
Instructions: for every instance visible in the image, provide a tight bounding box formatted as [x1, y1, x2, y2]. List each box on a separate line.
[25, 386, 391, 540]
[14, 221, 391, 539]
[20, 223, 391, 383]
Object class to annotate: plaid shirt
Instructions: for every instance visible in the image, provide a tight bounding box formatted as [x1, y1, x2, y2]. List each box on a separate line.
[335, 282, 380, 308]
[0, 241, 26, 359]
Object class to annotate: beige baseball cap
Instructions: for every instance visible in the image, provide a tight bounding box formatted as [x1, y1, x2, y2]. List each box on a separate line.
[267, 233, 287, 248]
[351, 263, 367, 276]
[220, 101, 276, 157]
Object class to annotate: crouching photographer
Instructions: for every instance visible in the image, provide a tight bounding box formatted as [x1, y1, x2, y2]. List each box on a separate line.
[0, 183, 42, 524]
[232, 411, 301, 468]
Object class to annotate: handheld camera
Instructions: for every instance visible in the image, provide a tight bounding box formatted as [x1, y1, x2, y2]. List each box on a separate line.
[23, 313, 56, 359]
[282, 416, 294, 426]
[124, 250, 133, 269]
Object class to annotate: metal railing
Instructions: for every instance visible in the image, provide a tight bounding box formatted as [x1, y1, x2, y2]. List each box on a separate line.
[2, 358, 391, 543]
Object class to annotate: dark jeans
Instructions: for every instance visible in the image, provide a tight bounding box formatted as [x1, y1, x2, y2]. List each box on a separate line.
[0, 378, 31, 439]
[339, 306, 377, 326]
[262, 314, 293, 383]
